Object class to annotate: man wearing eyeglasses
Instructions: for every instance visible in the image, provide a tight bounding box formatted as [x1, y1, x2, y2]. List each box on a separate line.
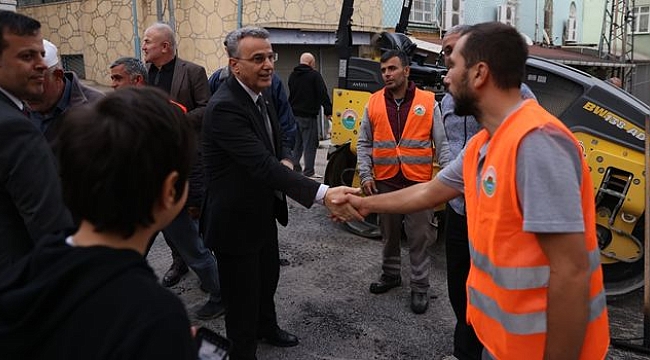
[202, 26, 360, 360]
[141, 23, 215, 300]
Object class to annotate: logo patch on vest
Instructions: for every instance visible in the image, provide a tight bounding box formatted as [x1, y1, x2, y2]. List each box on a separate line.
[341, 109, 358, 130]
[481, 166, 497, 197]
[413, 104, 426, 116]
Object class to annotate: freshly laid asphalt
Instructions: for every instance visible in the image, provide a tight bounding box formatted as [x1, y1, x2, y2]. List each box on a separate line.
[85, 80, 648, 359]
[143, 144, 649, 360]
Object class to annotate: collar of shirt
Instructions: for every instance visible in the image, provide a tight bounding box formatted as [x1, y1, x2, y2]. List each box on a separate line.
[148, 56, 176, 79]
[53, 77, 72, 116]
[152, 56, 176, 73]
[0, 86, 25, 110]
[160, 56, 176, 72]
[32, 77, 72, 132]
[236, 77, 262, 104]
[383, 80, 416, 102]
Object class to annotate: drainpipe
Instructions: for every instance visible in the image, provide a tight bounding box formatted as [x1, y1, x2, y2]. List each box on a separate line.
[156, 0, 163, 21]
[168, 0, 176, 31]
[132, 0, 141, 59]
[237, 0, 243, 28]
[535, 0, 539, 43]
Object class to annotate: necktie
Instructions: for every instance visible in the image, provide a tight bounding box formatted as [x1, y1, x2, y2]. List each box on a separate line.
[256, 95, 275, 152]
[256, 95, 283, 200]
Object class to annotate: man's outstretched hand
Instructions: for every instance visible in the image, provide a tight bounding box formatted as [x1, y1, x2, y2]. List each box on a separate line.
[323, 186, 364, 222]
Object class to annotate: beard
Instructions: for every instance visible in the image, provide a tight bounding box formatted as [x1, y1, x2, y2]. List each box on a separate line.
[452, 71, 480, 118]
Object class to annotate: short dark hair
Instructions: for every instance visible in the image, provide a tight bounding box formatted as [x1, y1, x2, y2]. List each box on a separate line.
[110, 57, 147, 82]
[56, 87, 195, 238]
[380, 49, 409, 67]
[0, 11, 41, 55]
[460, 22, 528, 90]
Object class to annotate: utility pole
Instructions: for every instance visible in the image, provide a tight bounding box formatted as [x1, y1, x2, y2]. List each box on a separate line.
[598, 0, 635, 88]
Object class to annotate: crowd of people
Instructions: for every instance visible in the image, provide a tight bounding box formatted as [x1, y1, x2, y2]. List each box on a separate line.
[0, 9, 610, 360]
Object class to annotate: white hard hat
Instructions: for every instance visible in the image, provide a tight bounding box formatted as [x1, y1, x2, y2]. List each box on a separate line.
[43, 39, 59, 68]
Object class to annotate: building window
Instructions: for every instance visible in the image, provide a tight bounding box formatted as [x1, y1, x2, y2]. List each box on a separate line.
[633, 6, 649, 34]
[442, 0, 465, 30]
[410, 0, 434, 24]
[61, 54, 86, 79]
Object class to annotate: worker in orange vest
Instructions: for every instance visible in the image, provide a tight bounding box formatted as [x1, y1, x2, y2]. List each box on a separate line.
[356, 49, 445, 314]
[342, 22, 609, 359]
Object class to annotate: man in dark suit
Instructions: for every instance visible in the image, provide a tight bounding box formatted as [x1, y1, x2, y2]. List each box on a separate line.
[0, 11, 72, 272]
[142, 22, 218, 306]
[202, 27, 359, 360]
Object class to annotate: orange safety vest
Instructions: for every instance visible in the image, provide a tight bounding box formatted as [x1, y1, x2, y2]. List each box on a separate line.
[367, 88, 435, 182]
[463, 100, 609, 359]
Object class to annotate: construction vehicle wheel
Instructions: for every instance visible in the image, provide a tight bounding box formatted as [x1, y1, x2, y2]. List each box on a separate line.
[324, 146, 381, 239]
[602, 217, 645, 296]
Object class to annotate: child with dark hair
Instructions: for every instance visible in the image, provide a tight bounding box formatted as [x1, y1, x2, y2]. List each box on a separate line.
[0, 87, 197, 360]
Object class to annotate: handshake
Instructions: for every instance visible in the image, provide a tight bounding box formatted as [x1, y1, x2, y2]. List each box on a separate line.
[322, 186, 368, 222]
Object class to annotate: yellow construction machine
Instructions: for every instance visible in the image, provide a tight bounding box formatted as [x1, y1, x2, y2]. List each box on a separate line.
[324, 0, 650, 296]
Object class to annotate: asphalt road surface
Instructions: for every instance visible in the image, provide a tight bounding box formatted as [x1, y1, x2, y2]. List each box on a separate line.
[146, 145, 649, 360]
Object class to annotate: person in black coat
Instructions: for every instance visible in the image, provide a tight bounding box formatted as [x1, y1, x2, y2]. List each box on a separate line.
[0, 87, 197, 360]
[0, 11, 72, 272]
[201, 26, 359, 360]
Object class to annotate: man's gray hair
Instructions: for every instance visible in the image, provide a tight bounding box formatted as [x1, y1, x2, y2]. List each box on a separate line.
[224, 26, 270, 58]
[444, 24, 472, 38]
[110, 57, 147, 81]
[146, 22, 176, 52]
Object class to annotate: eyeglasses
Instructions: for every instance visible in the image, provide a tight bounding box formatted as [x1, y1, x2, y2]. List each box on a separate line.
[234, 52, 278, 64]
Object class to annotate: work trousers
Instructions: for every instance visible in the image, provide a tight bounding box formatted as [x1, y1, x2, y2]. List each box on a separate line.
[293, 115, 319, 177]
[444, 204, 483, 360]
[377, 181, 436, 293]
[162, 209, 221, 303]
[215, 223, 280, 360]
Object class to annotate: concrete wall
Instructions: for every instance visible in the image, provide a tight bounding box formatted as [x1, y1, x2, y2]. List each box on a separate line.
[582, 0, 605, 45]
[19, 0, 382, 86]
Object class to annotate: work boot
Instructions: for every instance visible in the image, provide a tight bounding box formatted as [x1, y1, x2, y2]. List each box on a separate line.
[410, 291, 429, 314]
[369, 274, 401, 294]
[195, 299, 225, 320]
[162, 260, 188, 287]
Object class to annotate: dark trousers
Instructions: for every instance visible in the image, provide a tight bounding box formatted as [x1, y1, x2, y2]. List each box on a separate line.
[292, 115, 318, 176]
[445, 204, 483, 360]
[162, 210, 221, 302]
[215, 223, 280, 360]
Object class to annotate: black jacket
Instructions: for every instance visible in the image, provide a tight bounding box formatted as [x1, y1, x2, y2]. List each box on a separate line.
[0, 92, 73, 272]
[201, 75, 320, 254]
[0, 233, 196, 360]
[288, 64, 332, 117]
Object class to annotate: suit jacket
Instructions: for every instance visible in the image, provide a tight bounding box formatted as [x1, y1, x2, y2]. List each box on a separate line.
[0, 92, 73, 272]
[148, 57, 210, 129]
[148, 57, 210, 207]
[201, 75, 320, 254]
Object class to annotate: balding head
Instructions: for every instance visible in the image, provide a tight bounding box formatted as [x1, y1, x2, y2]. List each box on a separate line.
[299, 52, 315, 69]
[142, 22, 176, 67]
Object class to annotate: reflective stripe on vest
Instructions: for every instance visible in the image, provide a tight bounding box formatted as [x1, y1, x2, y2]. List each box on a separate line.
[469, 242, 603, 290]
[367, 88, 435, 182]
[462, 100, 609, 359]
[468, 286, 607, 335]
